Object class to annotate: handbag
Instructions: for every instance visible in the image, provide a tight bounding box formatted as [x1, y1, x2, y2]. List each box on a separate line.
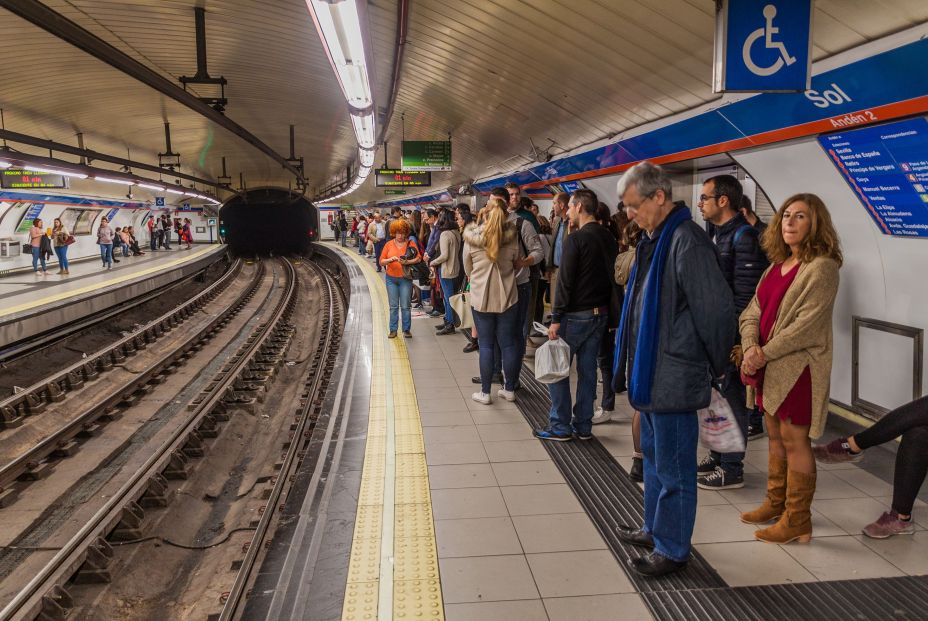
[22, 243, 32, 252]
[64, 235, 76, 246]
[449, 292, 473, 330]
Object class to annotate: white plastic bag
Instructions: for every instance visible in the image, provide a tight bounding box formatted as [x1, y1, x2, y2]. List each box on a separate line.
[532, 322, 571, 384]
[698, 388, 746, 453]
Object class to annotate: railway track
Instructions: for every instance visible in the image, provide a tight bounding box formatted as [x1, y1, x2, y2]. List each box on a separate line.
[0, 256, 347, 621]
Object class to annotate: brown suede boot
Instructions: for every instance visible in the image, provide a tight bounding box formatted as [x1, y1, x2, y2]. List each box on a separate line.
[740, 455, 787, 525]
[755, 470, 816, 544]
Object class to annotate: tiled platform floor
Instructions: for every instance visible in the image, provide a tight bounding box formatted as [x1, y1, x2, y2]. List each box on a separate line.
[395, 282, 925, 620]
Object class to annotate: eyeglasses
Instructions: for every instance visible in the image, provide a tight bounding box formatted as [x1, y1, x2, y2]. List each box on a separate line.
[698, 194, 717, 203]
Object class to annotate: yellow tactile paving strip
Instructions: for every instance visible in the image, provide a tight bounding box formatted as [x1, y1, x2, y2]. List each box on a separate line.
[337, 245, 444, 621]
[0, 245, 220, 316]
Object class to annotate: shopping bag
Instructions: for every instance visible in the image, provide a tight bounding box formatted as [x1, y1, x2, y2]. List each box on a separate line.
[449, 292, 473, 330]
[698, 389, 746, 453]
[533, 322, 571, 384]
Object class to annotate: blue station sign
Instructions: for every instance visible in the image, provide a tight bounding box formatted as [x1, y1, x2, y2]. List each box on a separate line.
[714, 0, 813, 92]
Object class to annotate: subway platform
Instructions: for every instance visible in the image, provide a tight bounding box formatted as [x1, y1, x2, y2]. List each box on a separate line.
[247, 244, 928, 621]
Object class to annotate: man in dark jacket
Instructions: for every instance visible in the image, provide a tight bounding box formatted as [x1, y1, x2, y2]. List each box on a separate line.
[614, 161, 735, 577]
[696, 175, 769, 489]
[533, 189, 618, 441]
[739, 194, 768, 439]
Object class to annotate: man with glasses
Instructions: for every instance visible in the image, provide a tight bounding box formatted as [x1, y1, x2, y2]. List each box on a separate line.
[696, 175, 769, 490]
[613, 161, 734, 577]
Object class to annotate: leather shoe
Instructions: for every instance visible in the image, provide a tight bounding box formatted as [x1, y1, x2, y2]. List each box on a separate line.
[616, 526, 653, 549]
[629, 552, 687, 577]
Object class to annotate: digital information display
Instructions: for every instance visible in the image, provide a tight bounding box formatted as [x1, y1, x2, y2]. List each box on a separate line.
[1, 170, 68, 189]
[401, 141, 452, 172]
[820, 117, 928, 238]
[375, 168, 431, 187]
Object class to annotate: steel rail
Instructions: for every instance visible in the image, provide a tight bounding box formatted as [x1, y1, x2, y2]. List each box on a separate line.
[0, 253, 238, 431]
[0, 258, 298, 621]
[218, 260, 343, 621]
[0, 0, 306, 185]
[0, 260, 254, 493]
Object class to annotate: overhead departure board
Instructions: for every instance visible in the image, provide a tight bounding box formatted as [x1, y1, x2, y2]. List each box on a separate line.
[375, 168, 431, 187]
[401, 141, 452, 172]
[820, 117, 928, 238]
[1, 170, 68, 189]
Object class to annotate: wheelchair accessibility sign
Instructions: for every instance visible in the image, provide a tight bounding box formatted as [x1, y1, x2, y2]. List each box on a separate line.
[714, 0, 813, 92]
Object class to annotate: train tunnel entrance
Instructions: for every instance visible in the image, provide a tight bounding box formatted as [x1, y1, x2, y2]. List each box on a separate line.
[219, 188, 319, 256]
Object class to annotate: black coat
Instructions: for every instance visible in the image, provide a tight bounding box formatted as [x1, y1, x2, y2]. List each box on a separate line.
[711, 213, 769, 315]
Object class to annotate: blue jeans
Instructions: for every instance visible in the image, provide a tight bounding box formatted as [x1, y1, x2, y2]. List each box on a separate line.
[546, 312, 607, 436]
[492, 282, 532, 375]
[640, 411, 699, 563]
[374, 240, 387, 271]
[55, 245, 69, 271]
[99, 243, 113, 267]
[709, 370, 750, 477]
[385, 275, 412, 332]
[440, 276, 455, 325]
[472, 305, 520, 393]
[340, 230, 348, 246]
[31, 246, 46, 272]
[358, 236, 365, 254]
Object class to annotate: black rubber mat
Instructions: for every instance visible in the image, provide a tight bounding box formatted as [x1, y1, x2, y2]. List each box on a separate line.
[515, 369, 727, 593]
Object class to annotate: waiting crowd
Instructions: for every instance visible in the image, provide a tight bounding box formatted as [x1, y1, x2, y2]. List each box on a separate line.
[347, 160, 928, 578]
[25, 213, 195, 274]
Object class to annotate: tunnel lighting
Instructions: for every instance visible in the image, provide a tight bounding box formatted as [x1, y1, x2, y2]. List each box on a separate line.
[357, 165, 372, 179]
[29, 165, 88, 179]
[137, 182, 165, 191]
[0, 160, 11, 169]
[166, 188, 185, 195]
[307, 0, 373, 109]
[359, 147, 375, 168]
[350, 112, 376, 149]
[95, 176, 135, 185]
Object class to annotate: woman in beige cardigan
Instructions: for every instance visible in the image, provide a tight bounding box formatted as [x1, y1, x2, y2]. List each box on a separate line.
[463, 197, 519, 404]
[738, 193, 842, 544]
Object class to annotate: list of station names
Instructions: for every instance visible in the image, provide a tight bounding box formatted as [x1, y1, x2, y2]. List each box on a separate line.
[820, 117, 928, 238]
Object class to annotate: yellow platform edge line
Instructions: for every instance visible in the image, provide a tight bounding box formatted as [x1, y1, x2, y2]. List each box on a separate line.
[333, 243, 444, 621]
[0, 244, 220, 316]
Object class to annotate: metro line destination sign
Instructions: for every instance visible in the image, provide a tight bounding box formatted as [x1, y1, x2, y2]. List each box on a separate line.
[401, 141, 452, 172]
[1, 169, 68, 189]
[375, 168, 431, 188]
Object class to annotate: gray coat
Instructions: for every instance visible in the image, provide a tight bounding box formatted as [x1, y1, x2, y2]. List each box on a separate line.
[429, 229, 462, 279]
[622, 214, 736, 413]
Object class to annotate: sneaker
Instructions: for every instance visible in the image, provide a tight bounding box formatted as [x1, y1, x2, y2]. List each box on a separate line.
[813, 438, 863, 464]
[697, 454, 718, 475]
[462, 341, 479, 353]
[862, 511, 916, 539]
[497, 388, 516, 402]
[697, 466, 744, 490]
[388, 331, 397, 339]
[533, 428, 572, 442]
[591, 407, 614, 425]
[629, 456, 644, 482]
[471, 391, 492, 405]
[574, 431, 593, 441]
[747, 424, 767, 441]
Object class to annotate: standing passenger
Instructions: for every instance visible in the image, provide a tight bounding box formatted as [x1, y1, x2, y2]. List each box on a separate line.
[739, 194, 841, 544]
[369, 213, 387, 271]
[28, 218, 47, 275]
[161, 215, 172, 250]
[534, 189, 618, 441]
[147, 215, 157, 251]
[695, 175, 769, 490]
[338, 212, 349, 246]
[547, 192, 570, 308]
[613, 161, 735, 577]
[52, 218, 71, 274]
[378, 219, 421, 339]
[357, 216, 368, 255]
[463, 198, 521, 404]
[97, 216, 115, 270]
[740, 194, 769, 441]
[430, 210, 462, 335]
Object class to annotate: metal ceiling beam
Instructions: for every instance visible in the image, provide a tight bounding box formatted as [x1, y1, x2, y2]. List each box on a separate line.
[0, 128, 232, 193]
[0, 0, 306, 184]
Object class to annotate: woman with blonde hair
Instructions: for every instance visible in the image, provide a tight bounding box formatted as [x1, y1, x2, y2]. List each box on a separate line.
[463, 197, 520, 404]
[739, 193, 842, 544]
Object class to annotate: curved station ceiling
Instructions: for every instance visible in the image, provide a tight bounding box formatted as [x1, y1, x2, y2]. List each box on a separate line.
[0, 0, 925, 205]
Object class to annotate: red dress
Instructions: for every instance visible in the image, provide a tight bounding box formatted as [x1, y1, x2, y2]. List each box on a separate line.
[748, 263, 813, 426]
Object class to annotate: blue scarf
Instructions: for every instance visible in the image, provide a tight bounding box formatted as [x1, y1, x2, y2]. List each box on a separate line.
[613, 206, 692, 404]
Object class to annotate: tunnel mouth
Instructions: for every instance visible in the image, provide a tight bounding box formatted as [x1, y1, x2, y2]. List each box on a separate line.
[219, 187, 318, 256]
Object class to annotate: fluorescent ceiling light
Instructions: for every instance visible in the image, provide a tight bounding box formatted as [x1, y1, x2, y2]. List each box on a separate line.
[95, 176, 135, 185]
[359, 147, 375, 168]
[350, 112, 375, 149]
[0, 160, 11, 169]
[29, 165, 88, 179]
[308, 0, 373, 109]
[137, 182, 165, 191]
[166, 188, 185, 195]
[183, 191, 198, 196]
[357, 165, 372, 179]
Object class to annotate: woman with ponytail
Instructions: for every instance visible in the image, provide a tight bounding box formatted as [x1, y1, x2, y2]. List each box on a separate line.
[462, 197, 520, 404]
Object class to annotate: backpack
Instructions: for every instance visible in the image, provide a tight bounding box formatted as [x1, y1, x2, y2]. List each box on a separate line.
[516, 217, 543, 278]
